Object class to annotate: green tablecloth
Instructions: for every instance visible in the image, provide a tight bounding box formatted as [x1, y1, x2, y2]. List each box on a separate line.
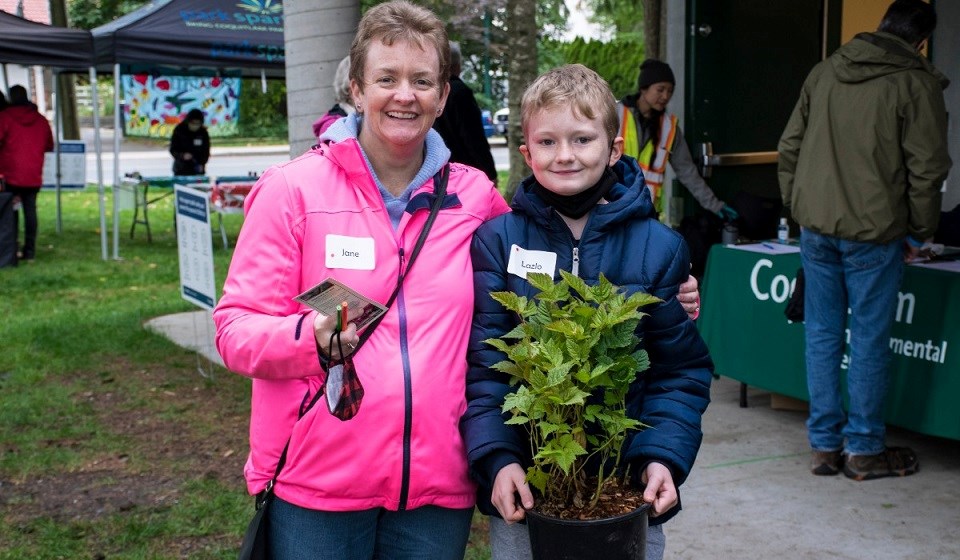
[699, 244, 960, 440]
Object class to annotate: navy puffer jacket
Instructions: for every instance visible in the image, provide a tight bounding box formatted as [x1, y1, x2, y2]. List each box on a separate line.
[462, 156, 714, 525]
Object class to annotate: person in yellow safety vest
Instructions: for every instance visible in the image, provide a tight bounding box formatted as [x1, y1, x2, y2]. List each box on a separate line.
[617, 59, 739, 222]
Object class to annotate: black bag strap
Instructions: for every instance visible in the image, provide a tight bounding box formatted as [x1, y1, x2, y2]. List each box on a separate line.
[256, 164, 450, 509]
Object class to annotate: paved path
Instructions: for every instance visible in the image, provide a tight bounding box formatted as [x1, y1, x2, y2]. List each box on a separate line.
[149, 310, 960, 559]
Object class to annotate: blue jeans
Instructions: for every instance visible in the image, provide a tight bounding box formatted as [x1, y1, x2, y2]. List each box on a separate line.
[267, 496, 473, 560]
[800, 229, 903, 456]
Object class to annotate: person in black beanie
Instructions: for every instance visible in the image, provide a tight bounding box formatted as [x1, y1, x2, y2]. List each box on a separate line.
[617, 59, 737, 222]
[169, 108, 210, 176]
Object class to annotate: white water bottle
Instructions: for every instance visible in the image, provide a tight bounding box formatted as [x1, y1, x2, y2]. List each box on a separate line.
[777, 218, 789, 244]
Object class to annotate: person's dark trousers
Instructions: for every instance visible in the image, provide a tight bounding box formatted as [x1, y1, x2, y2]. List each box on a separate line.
[7, 185, 39, 259]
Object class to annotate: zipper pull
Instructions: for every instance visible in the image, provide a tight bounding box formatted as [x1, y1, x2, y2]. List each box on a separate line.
[398, 247, 406, 276]
[571, 246, 580, 277]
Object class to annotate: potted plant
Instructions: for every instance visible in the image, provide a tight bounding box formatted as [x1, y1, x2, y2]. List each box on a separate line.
[485, 270, 659, 560]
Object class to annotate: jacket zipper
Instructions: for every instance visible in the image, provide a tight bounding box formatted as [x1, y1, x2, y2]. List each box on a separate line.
[395, 246, 414, 510]
[571, 246, 580, 277]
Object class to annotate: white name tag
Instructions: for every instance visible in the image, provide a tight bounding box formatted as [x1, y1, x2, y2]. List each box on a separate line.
[193, 138, 203, 146]
[325, 235, 375, 270]
[506, 244, 557, 280]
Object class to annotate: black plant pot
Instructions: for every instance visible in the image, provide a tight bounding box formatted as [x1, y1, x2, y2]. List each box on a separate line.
[526, 503, 651, 560]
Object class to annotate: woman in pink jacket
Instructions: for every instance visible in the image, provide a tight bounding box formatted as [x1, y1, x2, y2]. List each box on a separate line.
[215, 3, 702, 558]
[214, 2, 509, 558]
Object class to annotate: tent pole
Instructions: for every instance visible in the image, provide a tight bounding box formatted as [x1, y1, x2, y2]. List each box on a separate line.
[54, 71, 62, 234]
[91, 67, 107, 261]
[112, 64, 121, 260]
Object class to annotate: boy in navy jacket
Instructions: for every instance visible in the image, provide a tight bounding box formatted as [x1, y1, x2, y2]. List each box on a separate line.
[462, 64, 714, 560]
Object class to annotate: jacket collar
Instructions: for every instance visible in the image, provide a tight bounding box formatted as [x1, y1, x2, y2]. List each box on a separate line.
[511, 156, 656, 231]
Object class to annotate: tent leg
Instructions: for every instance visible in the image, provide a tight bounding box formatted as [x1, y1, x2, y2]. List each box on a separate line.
[54, 71, 62, 234]
[91, 67, 107, 261]
[112, 64, 121, 260]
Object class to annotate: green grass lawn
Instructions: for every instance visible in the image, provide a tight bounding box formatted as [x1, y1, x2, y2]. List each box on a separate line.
[0, 188, 492, 559]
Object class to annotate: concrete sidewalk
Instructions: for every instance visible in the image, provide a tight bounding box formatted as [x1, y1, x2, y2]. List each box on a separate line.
[148, 310, 960, 559]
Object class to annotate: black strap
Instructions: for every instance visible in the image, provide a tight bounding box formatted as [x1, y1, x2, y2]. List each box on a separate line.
[257, 164, 450, 507]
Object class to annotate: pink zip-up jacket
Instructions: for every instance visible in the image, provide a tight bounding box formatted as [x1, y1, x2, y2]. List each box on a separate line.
[214, 137, 509, 512]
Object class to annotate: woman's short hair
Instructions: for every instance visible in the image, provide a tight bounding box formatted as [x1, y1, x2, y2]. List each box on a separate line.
[186, 108, 205, 123]
[520, 64, 619, 144]
[349, 0, 450, 94]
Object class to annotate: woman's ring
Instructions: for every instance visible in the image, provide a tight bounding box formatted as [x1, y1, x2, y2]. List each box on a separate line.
[348, 342, 356, 349]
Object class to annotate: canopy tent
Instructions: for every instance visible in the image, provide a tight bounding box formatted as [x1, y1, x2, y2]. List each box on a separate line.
[0, 11, 108, 259]
[92, 0, 285, 77]
[0, 10, 94, 70]
[91, 0, 285, 259]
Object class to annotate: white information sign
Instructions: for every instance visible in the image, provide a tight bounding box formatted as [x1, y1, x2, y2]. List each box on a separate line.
[42, 142, 86, 189]
[175, 185, 217, 310]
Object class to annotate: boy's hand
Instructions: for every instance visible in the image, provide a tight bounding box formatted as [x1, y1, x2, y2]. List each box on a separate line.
[677, 274, 700, 320]
[492, 463, 534, 524]
[641, 462, 678, 517]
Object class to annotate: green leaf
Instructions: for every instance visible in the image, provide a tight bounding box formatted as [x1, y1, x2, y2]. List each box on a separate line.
[526, 272, 556, 293]
[490, 291, 528, 313]
[527, 468, 550, 494]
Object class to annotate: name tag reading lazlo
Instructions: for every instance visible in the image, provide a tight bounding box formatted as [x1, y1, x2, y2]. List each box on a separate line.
[507, 244, 557, 280]
[326, 235, 375, 270]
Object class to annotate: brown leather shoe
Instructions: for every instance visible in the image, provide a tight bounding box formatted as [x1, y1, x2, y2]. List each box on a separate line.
[810, 450, 842, 476]
[843, 447, 919, 481]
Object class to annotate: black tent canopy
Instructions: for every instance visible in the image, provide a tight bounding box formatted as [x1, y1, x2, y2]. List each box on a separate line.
[0, 11, 106, 259]
[0, 10, 94, 69]
[92, 0, 285, 78]
[91, 0, 286, 259]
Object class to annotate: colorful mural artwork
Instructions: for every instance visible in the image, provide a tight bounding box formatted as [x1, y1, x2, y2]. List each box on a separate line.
[122, 74, 242, 139]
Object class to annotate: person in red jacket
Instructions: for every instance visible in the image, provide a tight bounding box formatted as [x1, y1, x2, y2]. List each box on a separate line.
[0, 85, 54, 261]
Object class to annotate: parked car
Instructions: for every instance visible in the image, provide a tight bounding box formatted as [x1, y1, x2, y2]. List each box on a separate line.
[481, 109, 495, 138]
[494, 108, 509, 136]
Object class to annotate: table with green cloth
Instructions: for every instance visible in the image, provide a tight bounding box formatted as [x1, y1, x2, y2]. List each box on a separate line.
[699, 243, 960, 441]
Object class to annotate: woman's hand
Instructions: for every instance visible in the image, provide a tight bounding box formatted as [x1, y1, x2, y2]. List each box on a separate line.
[641, 462, 678, 517]
[492, 463, 534, 524]
[313, 313, 360, 362]
[677, 274, 701, 320]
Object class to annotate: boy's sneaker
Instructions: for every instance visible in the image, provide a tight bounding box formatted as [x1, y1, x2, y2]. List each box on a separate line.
[810, 450, 842, 476]
[843, 447, 919, 481]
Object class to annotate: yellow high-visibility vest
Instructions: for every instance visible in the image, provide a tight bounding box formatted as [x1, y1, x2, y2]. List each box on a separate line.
[620, 107, 678, 211]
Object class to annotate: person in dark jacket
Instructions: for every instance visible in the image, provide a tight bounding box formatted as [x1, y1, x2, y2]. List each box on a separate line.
[0, 85, 55, 261]
[463, 64, 713, 560]
[779, 0, 950, 481]
[169, 108, 210, 176]
[433, 41, 498, 184]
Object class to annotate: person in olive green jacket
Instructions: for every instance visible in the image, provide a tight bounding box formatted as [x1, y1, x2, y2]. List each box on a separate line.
[778, 0, 951, 482]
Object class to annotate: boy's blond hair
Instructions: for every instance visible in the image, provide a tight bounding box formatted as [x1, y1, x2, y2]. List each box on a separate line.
[520, 64, 619, 142]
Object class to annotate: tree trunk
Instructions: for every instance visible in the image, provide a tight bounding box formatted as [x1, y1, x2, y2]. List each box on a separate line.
[283, 0, 359, 158]
[50, 0, 80, 140]
[503, 0, 538, 202]
[642, 0, 661, 60]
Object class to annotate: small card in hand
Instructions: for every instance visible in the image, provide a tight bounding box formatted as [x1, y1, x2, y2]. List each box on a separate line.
[294, 278, 387, 331]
